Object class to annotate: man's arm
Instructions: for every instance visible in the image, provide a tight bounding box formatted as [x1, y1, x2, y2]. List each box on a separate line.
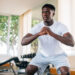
[21, 29, 47, 45]
[51, 32, 74, 47]
[21, 33, 39, 45]
[42, 27, 74, 47]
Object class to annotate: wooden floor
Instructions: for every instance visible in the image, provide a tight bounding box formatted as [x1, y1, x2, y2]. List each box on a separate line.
[0, 69, 75, 75]
[0, 72, 25, 75]
[0, 72, 13, 75]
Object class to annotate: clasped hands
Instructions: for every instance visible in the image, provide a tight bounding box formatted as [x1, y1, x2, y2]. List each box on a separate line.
[39, 27, 53, 36]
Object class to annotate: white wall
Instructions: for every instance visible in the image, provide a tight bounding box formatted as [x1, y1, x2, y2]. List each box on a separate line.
[58, 0, 75, 55]
[18, 10, 32, 58]
[58, 0, 75, 69]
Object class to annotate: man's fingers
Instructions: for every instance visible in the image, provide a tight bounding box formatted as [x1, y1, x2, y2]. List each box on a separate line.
[39, 30, 47, 36]
[41, 27, 48, 32]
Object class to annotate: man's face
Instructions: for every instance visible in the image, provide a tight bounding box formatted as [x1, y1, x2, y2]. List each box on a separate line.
[42, 7, 55, 22]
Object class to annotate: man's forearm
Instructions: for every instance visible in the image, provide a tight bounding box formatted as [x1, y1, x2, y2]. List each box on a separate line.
[21, 33, 39, 45]
[50, 32, 74, 47]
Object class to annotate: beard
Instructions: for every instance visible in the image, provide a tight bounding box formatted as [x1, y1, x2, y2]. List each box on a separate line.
[44, 21, 51, 26]
[44, 19, 53, 26]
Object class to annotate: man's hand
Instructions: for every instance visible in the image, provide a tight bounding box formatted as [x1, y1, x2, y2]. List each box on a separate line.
[38, 27, 47, 36]
[38, 27, 53, 36]
[44, 27, 52, 35]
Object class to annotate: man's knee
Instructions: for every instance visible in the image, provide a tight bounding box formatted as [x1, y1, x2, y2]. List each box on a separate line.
[26, 65, 38, 75]
[59, 66, 70, 75]
[61, 71, 70, 75]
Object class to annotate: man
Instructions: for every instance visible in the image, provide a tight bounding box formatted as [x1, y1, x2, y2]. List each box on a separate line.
[21, 4, 74, 75]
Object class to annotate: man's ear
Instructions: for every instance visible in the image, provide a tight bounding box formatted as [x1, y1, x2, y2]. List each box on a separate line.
[53, 12, 55, 16]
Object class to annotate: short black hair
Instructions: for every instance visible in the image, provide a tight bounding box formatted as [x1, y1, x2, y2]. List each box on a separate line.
[42, 4, 55, 11]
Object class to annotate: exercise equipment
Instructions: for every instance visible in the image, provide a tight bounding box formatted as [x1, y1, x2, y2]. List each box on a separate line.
[0, 53, 51, 75]
[0, 53, 36, 75]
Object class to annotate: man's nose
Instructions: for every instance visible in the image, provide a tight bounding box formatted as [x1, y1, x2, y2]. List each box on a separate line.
[43, 13, 47, 16]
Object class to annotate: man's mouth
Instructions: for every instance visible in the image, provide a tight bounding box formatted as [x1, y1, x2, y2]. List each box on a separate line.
[43, 17, 48, 20]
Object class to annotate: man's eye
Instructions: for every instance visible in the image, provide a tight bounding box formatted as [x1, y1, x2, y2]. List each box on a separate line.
[46, 11, 49, 13]
[42, 11, 49, 13]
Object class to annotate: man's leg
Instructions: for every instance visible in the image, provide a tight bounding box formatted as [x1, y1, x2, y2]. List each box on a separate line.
[25, 65, 38, 75]
[59, 66, 70, 75]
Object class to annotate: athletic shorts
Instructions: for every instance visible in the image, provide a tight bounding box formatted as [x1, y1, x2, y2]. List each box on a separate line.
[29, 52, 70, 75]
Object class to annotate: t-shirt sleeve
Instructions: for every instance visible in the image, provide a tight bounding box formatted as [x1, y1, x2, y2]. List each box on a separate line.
[59, 24, 69, 36]
[29, 24, 40, 35]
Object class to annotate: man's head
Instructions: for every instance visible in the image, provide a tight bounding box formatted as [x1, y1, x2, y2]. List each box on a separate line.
[42, 4, 55, 22]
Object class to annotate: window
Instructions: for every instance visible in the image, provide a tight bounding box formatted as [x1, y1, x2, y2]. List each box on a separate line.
[31, 20, 40, 53]
[0, 15, 19, 56]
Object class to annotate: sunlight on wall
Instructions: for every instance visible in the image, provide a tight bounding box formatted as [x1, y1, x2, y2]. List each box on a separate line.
[22, 10, 32, 55]
[58, 0, 71, 31]
[58, 0, 75, 56]
[71, 0, 75, 41]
